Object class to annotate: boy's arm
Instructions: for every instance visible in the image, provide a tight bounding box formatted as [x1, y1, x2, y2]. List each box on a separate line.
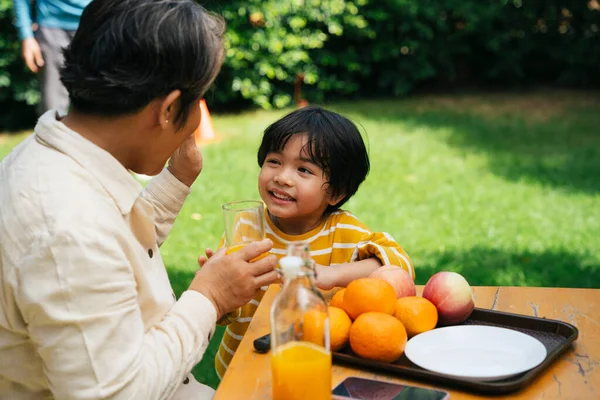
[315, 212, 414, 289]
[316, 258, 382, 289]
[357, 230, 414, 277]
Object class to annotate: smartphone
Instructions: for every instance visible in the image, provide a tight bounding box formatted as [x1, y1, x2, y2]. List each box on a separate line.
[333, 377, 450, 400]
[253, 333, 271, 353]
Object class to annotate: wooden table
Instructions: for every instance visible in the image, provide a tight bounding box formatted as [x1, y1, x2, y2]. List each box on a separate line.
[214, 286, 599, 399]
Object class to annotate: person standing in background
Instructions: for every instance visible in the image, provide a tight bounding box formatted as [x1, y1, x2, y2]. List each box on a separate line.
[12, 0, 91, 115]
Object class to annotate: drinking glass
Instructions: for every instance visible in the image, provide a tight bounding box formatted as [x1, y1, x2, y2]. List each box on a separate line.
[222, 200, 266, 261]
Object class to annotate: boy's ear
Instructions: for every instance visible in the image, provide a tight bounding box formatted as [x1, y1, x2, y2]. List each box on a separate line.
[327, 192, 345, 207]
[324, 183, 344, 206]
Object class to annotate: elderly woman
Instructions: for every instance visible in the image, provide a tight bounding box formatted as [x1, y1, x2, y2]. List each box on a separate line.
[0, 0, 279, 399]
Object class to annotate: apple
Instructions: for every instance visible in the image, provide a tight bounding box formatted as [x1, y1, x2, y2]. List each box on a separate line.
[422, 271, 474, 325]
[369, 265, 416, 298]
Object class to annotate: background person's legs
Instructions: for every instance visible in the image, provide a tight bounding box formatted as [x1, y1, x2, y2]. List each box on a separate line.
[35, 27, 76, 116]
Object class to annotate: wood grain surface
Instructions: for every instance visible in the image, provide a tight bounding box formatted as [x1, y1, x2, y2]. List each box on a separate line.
[214, 286, 599, 400]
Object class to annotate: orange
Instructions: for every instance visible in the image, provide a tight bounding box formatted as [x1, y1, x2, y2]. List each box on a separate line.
[394, 296, 438, 337]
[328, 306, 352, 351]
[342, 278, 397, 320]
[329, 288, 345, 308]
[349, 312, 407, 363]
[302, 310, 327, 346]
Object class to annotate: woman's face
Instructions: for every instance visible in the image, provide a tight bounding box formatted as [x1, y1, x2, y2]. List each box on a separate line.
[139, 98, 202, 176]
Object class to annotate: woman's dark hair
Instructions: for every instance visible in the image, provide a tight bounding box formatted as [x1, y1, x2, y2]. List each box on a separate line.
[60, 0, 225, 128]
[257, 106, 370, 213]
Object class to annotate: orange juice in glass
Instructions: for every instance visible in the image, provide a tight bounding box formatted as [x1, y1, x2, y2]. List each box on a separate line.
[222, 200, 267, 261]
[225, 244, 269, 262]
[272, 341, 332, 400]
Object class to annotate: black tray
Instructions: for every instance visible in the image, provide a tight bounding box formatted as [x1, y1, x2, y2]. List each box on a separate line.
[333, 307, 579, 394]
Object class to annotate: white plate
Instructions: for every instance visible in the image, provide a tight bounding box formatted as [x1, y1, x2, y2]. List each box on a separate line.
[404, 325, 547, 381]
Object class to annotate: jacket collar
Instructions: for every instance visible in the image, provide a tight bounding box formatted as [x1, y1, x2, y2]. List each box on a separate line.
[34, 110, 142, 215]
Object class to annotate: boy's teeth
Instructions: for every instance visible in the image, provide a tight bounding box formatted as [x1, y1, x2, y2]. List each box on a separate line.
[273, 192, 293, 201]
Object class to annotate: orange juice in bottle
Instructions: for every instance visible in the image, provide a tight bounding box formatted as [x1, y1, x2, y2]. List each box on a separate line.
[272, 341, 331, 400]
[270, 242, 331, 400]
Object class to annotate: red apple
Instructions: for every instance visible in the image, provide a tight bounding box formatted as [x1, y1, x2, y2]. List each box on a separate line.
[369, 265, 416, 298]
[422, 271, 474, 325]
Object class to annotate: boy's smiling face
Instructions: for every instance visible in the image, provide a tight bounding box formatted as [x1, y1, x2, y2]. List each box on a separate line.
[258, 133, 341, 235]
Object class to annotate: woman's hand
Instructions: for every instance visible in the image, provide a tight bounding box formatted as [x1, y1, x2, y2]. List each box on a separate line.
[167, 131, 202, 187]
[189, 239, 279, 319]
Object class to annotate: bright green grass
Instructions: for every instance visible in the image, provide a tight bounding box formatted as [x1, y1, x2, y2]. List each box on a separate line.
[1, 90, 599, 389]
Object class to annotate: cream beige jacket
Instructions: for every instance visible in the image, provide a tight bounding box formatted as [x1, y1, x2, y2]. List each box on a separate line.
[0, 111, 217, 399]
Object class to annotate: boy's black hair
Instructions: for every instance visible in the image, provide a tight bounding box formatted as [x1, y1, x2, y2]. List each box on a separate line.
[257, 106, 370, 213]
[60, 0, 224, 128]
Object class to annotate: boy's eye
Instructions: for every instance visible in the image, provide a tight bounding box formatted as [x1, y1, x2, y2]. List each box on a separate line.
[266, 158, 280, 165]
[298, 167, 313, 175]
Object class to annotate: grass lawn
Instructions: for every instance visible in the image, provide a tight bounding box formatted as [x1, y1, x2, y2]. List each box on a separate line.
[1, 89, 599, 389]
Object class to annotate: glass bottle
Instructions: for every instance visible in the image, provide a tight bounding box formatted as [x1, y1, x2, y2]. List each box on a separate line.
[270, 242, 331, 400]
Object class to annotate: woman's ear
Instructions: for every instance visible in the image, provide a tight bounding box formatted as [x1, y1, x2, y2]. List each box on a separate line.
[159, 89, 182, 130]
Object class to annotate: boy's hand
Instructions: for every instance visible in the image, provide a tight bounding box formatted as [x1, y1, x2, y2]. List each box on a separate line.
[197, 248, 214, 267]
[314, 264, 336, 290]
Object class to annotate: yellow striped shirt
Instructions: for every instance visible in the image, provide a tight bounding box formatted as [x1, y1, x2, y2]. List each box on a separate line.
[214, 209, 414, 380]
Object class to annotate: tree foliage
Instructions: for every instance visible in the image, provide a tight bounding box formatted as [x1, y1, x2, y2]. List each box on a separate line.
[1, 0, 599, 129]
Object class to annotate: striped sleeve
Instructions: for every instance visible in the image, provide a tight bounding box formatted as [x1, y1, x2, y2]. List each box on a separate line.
[356, 231, 414, 279]
[333, 211, 415, 280]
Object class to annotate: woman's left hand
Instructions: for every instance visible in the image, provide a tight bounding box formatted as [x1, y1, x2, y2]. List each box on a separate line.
[168, 132, 202, 187]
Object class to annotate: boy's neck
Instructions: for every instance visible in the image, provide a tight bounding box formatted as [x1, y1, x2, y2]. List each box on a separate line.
[268, 211, 327, 236]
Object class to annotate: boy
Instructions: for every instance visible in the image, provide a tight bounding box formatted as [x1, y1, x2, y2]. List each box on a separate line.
[214, 106, 414, 379]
